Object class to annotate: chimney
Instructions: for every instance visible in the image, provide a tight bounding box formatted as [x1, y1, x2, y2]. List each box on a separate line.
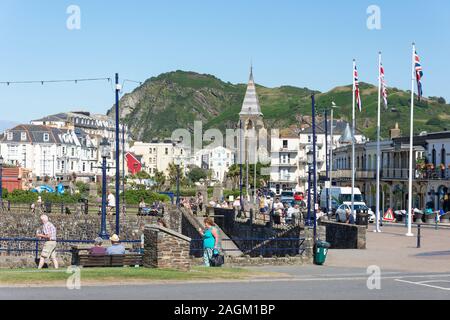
[390, 123, 401, 139]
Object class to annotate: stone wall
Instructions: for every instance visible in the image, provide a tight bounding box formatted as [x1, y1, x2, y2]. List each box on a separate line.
[191, 255, 311, 267]
[180, 207, 203, 257]
[143, 225, 191, 271]
[319, 221, 366, 249]
[213, 208, 312, 258]
[0, 206, 181, 260]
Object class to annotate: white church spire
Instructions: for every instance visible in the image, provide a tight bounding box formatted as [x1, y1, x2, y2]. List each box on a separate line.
[239, 66, 263, 117]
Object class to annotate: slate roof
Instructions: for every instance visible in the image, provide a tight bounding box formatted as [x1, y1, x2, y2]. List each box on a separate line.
[1, 125, 61, 144]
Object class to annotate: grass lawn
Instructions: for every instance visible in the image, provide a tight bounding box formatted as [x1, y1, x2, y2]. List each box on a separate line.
[0, 266, 272, 286]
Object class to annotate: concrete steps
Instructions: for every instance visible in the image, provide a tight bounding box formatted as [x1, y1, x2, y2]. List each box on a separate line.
[195, 216, 243, 257]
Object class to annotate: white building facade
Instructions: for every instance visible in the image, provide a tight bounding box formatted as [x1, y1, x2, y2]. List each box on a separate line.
[194, 146, 234, 183]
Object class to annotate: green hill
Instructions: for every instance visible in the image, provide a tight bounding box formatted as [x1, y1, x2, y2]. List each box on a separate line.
[110, 70, 449, 142]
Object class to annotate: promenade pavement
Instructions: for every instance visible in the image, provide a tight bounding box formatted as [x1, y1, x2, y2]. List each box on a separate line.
[325, 223, 450, 273]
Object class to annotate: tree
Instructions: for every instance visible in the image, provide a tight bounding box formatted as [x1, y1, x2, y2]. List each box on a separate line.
[225, 163, 270, 189]
[167, 163, 186, 187]
[187, 166, 208, 184]
[153, 169, 166, 191]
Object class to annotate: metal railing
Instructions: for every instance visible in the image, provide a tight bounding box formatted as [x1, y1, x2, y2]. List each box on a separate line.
[0, 237, 141, 260]
[0, 202, 163, 216]
[190, 238, 306, 256]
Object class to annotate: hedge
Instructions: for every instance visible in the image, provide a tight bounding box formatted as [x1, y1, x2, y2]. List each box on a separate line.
[123, 190, 171, 205]
[5, 190, 82, 204]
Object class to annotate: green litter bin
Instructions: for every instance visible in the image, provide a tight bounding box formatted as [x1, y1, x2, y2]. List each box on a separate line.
[314, 240, 330, 265]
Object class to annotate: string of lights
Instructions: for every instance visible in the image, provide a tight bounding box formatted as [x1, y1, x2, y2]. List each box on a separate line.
[0, 77, 112, 86]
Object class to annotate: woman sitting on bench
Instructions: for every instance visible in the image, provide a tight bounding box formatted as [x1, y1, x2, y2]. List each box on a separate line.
[89, 237, 107, 256]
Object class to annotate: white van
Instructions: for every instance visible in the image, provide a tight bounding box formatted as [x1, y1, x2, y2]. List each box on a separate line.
[320, 187, 364, 212]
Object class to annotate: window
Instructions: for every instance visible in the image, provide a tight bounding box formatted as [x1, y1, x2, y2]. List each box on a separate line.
[165, 148, 169, 155]
[71, 162, 74, 170]
[43, 133, 49, 142]
[7, 132, 13, 141]
[283, 140, 288, 149]
[71, 148, 75, 157]
[82, 162, 86, 172]
[62, 147, 66, 155]
[21, 132, 27, 141]
[8, 145, 19, 157]
[90, 163, 94, 172]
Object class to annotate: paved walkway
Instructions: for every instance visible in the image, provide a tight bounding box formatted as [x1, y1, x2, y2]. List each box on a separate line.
[325, 224, 450, 273]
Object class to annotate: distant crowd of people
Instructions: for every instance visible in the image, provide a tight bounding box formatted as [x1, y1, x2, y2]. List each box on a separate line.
[138, 198, 165, 216]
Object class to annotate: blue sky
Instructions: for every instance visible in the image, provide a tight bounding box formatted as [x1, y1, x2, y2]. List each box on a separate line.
[0, 0, 449, 123]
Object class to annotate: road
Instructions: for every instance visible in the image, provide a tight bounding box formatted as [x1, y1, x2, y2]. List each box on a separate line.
[1, 265, 450, 300]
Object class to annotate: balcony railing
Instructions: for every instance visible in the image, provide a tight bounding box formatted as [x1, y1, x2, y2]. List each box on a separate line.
[326, 169, 376, 180]
[382, 168, 450, 180]
[272, 161, 298, 167]
[278, 147, 298, 153]
[274, 174, 297, 183]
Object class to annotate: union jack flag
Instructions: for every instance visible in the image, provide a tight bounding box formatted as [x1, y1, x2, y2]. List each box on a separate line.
[354, 65, 362, 112]
[415, 51, 424, 101]
[380, 64, 388, 109]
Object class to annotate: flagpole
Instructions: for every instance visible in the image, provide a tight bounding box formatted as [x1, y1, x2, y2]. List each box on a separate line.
[406, 43, 415, 237]
[351, 59, 356, 219]
[375, 52, 382, 233]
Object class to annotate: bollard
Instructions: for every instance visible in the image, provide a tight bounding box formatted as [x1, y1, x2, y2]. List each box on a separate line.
[417, 224, 421, 248]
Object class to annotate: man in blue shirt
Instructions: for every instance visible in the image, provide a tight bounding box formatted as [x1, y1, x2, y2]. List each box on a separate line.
[346, 209, 356, 225]
[106, 234, 126, 255]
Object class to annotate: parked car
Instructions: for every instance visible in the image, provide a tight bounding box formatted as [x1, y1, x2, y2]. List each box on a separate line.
[335, 203, 375, 223]
[320, 187, 364, 213]
[280, 191, 295, 203]
[294, 192, 304, 201]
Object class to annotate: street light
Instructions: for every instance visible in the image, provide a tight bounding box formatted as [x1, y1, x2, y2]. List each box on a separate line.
[99, 138, 111, 240]
[174, 156, 181, 208]
[0, 156, 3, 207]
[306, 150, 314, 226]
[328, 102, 339, 217]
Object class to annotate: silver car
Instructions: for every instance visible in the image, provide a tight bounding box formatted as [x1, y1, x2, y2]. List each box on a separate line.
[335, 204, 375, 223]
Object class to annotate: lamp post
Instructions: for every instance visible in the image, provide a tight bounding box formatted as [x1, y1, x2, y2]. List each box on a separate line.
[324, 109, 329, 215]
[99, 138, 111, 240]
[329, 102, 338, 217]
[0, 156, 3, 207]
[174, 156, 181, 208]
[311, 94, 318, 240]
[239, 120, 244, 216]
[306, 150, 314, 227]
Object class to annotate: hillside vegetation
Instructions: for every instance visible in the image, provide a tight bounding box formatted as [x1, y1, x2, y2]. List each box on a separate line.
[109, 71, 449, 142]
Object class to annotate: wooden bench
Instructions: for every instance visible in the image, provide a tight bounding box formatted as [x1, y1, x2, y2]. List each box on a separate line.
[77, 254, 144, 267]
[71, 242, 136, 266]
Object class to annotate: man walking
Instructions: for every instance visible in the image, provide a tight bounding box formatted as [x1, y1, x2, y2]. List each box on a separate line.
[37, 215, 59, 269]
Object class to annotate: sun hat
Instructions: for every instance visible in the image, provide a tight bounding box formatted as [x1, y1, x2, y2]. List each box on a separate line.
[110, 234, 120, 242]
